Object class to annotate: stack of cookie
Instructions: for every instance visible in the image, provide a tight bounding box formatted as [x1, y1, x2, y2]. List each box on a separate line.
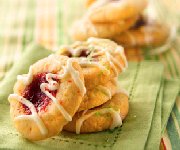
[70, 0, 169, 48]
[112, 15, 170, 48]
[8, 37, 129, 141]
[57, 38, 129, 134]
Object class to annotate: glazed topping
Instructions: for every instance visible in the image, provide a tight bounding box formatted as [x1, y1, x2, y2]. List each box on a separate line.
[61, 39, 128, 77]
[9, 57, 86, 135]
[59, 38, 128, 77]
[40, 73, 72, 121]
[59, 58, 86, 96]
[60, 46, 111, 75]
[22, 73, 57, 115]
[79, 58, 110, 75]
[8, 94, 48, 135]
[61, 46, 92, 58]
[115, 46, 128, 68]
[76, 108, 122, 134]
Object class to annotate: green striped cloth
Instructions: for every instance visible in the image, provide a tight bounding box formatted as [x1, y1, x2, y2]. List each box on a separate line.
[0, 0, 179, 149]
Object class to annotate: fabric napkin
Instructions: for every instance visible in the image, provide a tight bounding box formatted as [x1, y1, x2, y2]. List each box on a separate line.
[161, 80, 180, 134]
[145, 82, 163, 150]
[114, 62, 163, 150]
[145, 80, 180, 150]
[0, 44, 179, 150]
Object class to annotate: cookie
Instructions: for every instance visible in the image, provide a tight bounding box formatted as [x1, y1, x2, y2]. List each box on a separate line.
[78, 78, 117, 112]
[57, 38, 128, 89]
[70, 16, 137, 41]
[85, 0, 96, 7]
[86, 0, 147, 23]
[113, 16, 170, 48]
[8, 54, 86, 141]
[63, 92, 129, 134]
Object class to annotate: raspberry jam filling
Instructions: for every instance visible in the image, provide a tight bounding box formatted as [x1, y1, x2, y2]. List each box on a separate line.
[22, 73, 59, 115]
[79, 49, 91, 57]
[68, 49, 91, 58]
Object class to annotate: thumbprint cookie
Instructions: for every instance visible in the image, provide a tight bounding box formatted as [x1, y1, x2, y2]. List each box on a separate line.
[8, 54, 86, 141]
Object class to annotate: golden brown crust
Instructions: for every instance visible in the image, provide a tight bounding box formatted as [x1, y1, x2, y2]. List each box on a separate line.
[63, 93, 129, 133]
[9, 55, 84, 141]
[86, 0, 147, 23]
[57, 38, 128, 90]
[78, 79, 117, 111]
[113, 24, 169, 48]
[70, 17, 137, 41]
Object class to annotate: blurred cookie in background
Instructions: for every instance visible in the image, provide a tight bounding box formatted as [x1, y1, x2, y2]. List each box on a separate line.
[85, 0, 148, 23]
[70, 0, 147, 41]
[70, 16, 138, 41]
[85, 0, 96, 8]
[112, 15, 170, 48]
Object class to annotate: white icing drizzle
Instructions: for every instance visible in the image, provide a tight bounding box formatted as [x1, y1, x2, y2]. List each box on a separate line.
[76, 108, 122, 134]
[40, 74, 72, 122]
[40, 58, 86, 121]
[8, 94, 48, 135]
[59, 45, 82, 57]
[17, 66, 33, 85]
[85, 39, 128, 73]
[105, 52, 123, 74]
[91, 50, 105, 57]
[89, 43, 128, 73]
[96, 85, 112, 99]
[60, 58, 86, 96]
[61, 38, 128, 77]
[105, 52, 118, 76]
[10, 57, 86, 135]
[79, 58, 110, 75]
[115, 46, 128, 69]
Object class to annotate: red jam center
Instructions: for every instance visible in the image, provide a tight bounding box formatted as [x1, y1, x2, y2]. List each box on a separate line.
[79, 49, 91, 57]
[22, 72, 58, 115]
